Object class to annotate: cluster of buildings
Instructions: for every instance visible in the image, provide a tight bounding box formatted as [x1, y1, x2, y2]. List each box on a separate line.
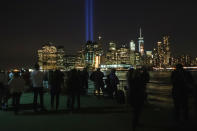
[37, 43, 65, 71]
[152, 36, 197, 68]
[152, 36, 171, 68]
[37, 29, 197, 71]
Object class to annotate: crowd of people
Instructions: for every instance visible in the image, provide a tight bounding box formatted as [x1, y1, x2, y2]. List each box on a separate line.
[0, 64, 92, 114]
[0, 63, 197, 130]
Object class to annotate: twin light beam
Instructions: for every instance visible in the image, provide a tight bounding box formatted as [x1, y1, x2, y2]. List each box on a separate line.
[85, 0, 94, 42]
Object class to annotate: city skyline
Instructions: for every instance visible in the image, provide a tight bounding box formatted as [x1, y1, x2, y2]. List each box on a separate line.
[0, 0, 197, 69]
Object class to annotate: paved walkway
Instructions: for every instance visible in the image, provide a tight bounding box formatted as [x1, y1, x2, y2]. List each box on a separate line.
[0, 92, 197, 131]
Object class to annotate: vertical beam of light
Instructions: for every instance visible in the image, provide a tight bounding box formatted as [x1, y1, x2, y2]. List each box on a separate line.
[88, 0, 91, 41]
[85, 0, 94, 42]
[85, 0, 89, 41]
[90, 0, 94, 41]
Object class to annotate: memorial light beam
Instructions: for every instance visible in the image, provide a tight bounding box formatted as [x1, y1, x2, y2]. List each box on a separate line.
[85, 0, 94, 42]
[90, 0, 94, 41]
[85, 0, 89, 41]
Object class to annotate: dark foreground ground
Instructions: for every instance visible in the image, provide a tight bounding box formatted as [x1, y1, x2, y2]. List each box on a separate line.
[0, 92, 197, 131]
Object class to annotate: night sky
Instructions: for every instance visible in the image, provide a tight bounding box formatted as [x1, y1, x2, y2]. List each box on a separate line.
[0, 0, 196, 69]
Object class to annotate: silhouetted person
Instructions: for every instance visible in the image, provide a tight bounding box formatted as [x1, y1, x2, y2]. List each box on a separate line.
[81, 68, 89, 95]
[171, 64, 190, 121]
[22, 69, 31, 90]
[194, 80, 197, 117]
[50, 70, 64, 110]
[184, 70, 195, 116]
[8, 72, 25, 115]
[90, 68, 104, 98]
[66, 69, 81, 111]
[129, 69, 146, 131]
[0, 71, 10, 110]
[126, 68, 135, 104]
[0, 71, 8, 109]
[141, 67, 150, 103]
[30, 64, 46, 112]
[106, 68, 119, 99]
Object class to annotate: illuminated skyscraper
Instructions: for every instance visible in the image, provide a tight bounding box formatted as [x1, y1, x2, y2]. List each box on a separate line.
[75, 50, 85, 70]
[64, 54, 76, 71]
[129, 40, 135, 66]
[105, 42, 117, 65]
[56, 46, 65, 70]
[109, 42, 116, 51]
[138, 28, 145, 56]
[94, 36, 103, 68]
[153, 36, 171, 68]
[117, 44, 130, 65]
[163, 36, 171, 65]
[130, 40, 135, 51]
[84, 41, 95, 67]
[145, 51, 153, 66]
[83, 40, 103, 69]
[157, 41, 164, 67]
[135, 52, 141, 67]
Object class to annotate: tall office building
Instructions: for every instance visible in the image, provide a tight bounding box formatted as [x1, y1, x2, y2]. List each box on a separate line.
[157, 41, 164, 67]
[75, 50, 85, 70]
[64, 54, 76, 71]
[117, 44, 130, 65]
[84, 41, 95, 67]
[129, 40, 135, 66]
[109, 42, 116, 51]
[153, 36, 171, 67]
[135, 52, 141, 67]
[138, 28, 145, 56]
[163, 36, 171, 65]
[130, 40, 135, 51]
[106, 42, 117, 65]
[83, 40, 103, 69]
[145, 51, 153, 66]
[56, 46, 65, 70]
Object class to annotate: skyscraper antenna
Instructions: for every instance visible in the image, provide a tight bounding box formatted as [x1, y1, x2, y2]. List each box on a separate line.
[140, 27, 142, 38]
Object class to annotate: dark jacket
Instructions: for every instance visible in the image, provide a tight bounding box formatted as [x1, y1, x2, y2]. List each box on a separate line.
[90, 71, 104, 86]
